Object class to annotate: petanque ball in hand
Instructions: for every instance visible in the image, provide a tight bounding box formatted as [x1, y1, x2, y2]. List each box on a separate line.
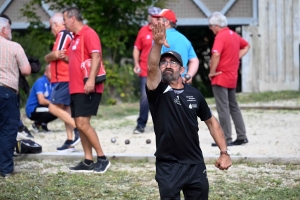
[146, 139, 151, 144]
[185, 74, 191, 80]
[111, 138, 116, 143]
[125, 139, 130, 145]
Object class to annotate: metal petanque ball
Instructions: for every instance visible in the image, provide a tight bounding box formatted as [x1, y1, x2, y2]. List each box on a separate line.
[125, 139, 130, 145]
[185, 74, 191, 81]
[146, 139, 151, 144]
[111, 138, 116, 143]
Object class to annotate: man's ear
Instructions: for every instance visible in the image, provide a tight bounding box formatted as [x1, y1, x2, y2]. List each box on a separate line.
[180, 66, 185, 74]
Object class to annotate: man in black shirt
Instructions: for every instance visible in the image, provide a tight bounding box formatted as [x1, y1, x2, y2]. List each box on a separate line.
[147, 22, 232, 199]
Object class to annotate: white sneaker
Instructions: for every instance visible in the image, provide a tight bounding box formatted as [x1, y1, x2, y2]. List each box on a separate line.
[17, 126, 34, 141]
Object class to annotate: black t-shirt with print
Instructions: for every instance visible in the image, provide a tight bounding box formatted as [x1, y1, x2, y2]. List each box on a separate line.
[146, 82, 212, 164]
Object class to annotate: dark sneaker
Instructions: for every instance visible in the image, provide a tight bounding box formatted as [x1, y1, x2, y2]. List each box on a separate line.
[69, 161, 95, 173]
[94, 158, 110, 174]
[71, 128, 81, 146]
[41, 123, 50, 132]
[17, 126, 34, 141]
[133, 126, 144, 134]
[57, 141, 75, 152]
[32, 123, 40, 133]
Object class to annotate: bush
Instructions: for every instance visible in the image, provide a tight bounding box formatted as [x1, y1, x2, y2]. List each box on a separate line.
[102, 60, 139, 105]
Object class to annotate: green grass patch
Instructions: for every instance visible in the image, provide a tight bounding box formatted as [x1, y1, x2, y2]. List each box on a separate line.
[205, 90, 300, 105]
[1, 161, 300, 200]
[97, 103, 139, 119]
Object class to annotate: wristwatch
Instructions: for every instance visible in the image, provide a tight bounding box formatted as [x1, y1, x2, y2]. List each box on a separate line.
[220, 150, 231, 156]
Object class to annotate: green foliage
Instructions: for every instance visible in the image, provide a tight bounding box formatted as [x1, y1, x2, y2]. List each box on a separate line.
[20, 0, 168, 58]
[20, 0, 169, 104]
[12, 30, 53, 107]
[102, 60, 139, 104]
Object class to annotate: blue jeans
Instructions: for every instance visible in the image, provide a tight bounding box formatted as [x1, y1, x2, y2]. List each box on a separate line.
[137, 77, 149, 128]
[0, 87, 19, 176]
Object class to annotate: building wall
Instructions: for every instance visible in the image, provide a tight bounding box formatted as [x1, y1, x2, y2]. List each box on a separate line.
[242, 0, 300, 92]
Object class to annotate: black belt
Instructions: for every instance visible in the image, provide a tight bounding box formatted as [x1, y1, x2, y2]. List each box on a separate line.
[0, 83, 17, 94]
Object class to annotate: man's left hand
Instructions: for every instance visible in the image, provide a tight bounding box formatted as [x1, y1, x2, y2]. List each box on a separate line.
[215, 154, 232, 170]
[208, 71, 222, 80]
[84, 78, 95, 94]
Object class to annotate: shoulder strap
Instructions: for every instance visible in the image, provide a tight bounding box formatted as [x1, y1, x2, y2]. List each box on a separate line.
[81, 34, 84, 63]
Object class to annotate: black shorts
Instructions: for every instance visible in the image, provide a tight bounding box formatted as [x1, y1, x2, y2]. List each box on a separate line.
[70, 93, 102, 118]
[155, 160, 209, 200]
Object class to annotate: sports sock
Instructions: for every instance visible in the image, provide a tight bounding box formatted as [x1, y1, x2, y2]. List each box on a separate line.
[97, 156, 106, 160]
[84, 159, 93, 165]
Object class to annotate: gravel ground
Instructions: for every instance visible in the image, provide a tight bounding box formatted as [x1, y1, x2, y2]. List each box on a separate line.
[20, 100, 300, 158]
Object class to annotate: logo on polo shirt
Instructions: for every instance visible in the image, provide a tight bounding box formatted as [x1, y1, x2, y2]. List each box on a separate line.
[146, 35, 151, 39]
[72, 38, 80, 50]
[189, 104, 197, 109]
[174, 95, 181, 105]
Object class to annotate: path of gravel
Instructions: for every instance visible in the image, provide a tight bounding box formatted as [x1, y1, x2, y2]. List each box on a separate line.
[20, 101, 300, 158]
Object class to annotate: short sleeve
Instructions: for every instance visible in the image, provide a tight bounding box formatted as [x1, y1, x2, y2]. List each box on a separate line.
[211, 34, 224, 54]
[34, 79, 46, 95]
[84, 29, 101, 55]
[239, 37, 248, 49]
[197, 93, 212, 121]
[15, 43, 30, 71]
[187, 43, 197, 60]
[146, 82, 164, 103]
[134, 28, 143, 50]
[53, 31, 73, 51]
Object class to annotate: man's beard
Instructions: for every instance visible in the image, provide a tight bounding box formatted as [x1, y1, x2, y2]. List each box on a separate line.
[162, 69, 180, 83]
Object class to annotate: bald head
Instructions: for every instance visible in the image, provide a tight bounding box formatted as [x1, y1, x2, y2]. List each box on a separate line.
[44, 64, 51, 80]
[49, 13, 65, 36]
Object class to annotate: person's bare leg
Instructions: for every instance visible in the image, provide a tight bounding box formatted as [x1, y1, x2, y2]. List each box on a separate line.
[78, 129, 93, 160]
[49, 103, 76, 128]
[63, 106, 74, 140]
[75, 116, 104, 158]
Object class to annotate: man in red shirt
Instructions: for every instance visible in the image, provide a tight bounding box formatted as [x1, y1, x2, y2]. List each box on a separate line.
[208, 12, 250, 146]
[133, 6, 161, 134]
[44, 13, 80, 152]
[60, 7, 110, 173]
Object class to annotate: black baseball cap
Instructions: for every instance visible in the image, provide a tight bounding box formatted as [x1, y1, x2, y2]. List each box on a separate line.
[160, 51, 183, 66]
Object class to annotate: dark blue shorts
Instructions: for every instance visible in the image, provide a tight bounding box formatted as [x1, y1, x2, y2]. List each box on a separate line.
[50, 82, 70, 106]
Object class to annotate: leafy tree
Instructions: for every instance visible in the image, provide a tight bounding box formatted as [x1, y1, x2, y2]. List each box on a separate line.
[21, 0, 168, 62]
[21, 0, 168, 103]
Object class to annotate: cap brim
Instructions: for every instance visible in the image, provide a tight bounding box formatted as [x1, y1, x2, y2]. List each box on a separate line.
[151, 14, 162, 18]
[160, 53, 182, 66]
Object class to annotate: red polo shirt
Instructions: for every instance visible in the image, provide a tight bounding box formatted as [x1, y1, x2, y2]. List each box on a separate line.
[211, 27, 248, 88]
[50, 30, 73, 83]
[68, 25, 104, 94]
[134, 24, 153, 77]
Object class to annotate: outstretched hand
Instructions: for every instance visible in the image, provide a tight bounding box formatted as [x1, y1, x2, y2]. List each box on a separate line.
[152, 22, 170, 48]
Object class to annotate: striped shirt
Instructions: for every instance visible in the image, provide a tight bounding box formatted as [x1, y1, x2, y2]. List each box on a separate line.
[0, 36, 29, 91]
[50, 30, 73, 83]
